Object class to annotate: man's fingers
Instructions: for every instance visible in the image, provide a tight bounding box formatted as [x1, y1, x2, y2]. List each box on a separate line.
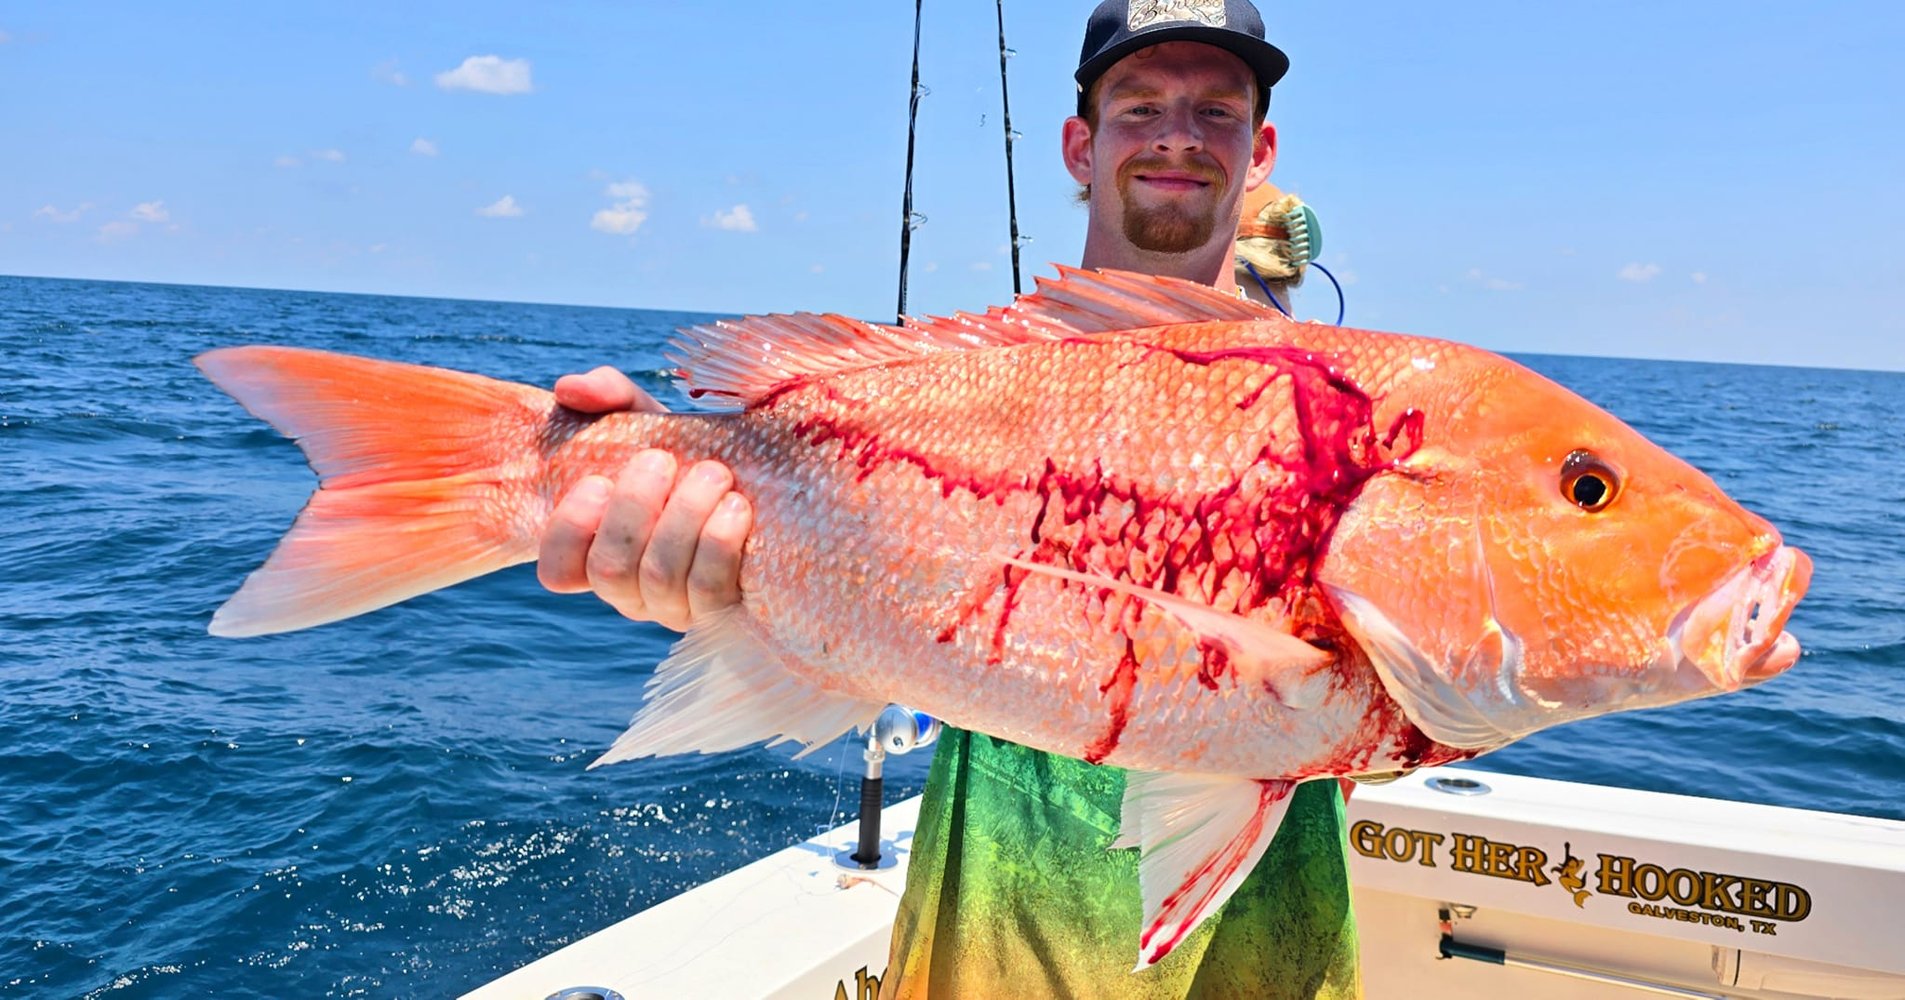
[686, 491, 751, 622]
[585, 451, 679, 619]
[537, 475, 613, 594]
[635, 460, 734, 630]
[553, 366, 666, 414]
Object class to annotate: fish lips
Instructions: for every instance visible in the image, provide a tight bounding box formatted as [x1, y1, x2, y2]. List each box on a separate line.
[1670, 545, 1812, 692]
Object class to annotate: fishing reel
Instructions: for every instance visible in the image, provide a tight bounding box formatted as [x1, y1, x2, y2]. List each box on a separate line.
[873, 704, 941, 756]
[842, 705, 940, 871]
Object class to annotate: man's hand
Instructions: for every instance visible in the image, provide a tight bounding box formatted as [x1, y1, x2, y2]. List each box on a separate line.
[536, 366, 753, 632]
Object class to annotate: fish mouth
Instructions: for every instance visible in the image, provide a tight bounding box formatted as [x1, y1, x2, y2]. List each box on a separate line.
[1670, 545, 1812, 691]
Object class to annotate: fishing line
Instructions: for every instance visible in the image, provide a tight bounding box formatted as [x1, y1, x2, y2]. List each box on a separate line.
[821, 733, 854, 837]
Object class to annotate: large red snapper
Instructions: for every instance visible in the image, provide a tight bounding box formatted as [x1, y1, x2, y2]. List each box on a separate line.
[197, 267, 1809, 969]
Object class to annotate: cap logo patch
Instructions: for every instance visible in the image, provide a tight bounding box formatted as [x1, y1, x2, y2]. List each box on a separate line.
[1128, 0, 1227, 32]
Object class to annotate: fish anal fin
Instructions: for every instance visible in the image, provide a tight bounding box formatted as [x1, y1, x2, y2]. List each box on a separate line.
[592, 607, 885, 767]
[996, 554, 1330, 709]
[1117, 772, 1298, 970]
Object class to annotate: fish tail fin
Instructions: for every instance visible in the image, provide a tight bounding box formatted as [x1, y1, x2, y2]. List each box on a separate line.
[196, 345, 558, 637]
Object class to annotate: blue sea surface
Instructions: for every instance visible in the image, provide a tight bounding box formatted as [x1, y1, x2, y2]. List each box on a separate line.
[3, 274, 1901, 998]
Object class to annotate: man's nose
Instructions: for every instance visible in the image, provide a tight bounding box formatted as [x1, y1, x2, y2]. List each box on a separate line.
[1151, 105, 1205, 153]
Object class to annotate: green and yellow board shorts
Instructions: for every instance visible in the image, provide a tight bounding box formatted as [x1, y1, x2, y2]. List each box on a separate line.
[882, 729, 1362, 999]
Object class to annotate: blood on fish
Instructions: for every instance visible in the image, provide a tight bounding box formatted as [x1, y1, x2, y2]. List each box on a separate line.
[1084, 639, 1140, 764]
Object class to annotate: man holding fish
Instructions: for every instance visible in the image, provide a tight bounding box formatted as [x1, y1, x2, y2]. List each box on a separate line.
[538, 1, 1364, 994]
[195, 0, 1808, 995]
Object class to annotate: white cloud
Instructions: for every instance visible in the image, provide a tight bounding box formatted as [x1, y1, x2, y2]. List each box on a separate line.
[435, 55, 533, 95]
[34, 203, 89, 223]
[372, 59, 409, 87]
[704, 204, 756, 232]
[1691, 271, 1708, 284]
[1618, 262, 1662, 283]
[369, 243, 387, 254]
[793, 209, 809, 223]
[592, 179, 649, 236]
[274, 155, 301, 168]
[410, 137, 439, 157]
[971, 261, 993, 272]
[477, 195, 524, 218]
[923, 261, 939, 273]
[1464, 267, 1522, 292]
[97, 220, 138, 242]
[311, 148, 346, 163]
[130, 201, 169, 223]
[809, 263, 824, 274]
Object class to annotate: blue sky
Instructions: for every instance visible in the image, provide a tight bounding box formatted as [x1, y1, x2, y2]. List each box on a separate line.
[3, 2, 1901, 370]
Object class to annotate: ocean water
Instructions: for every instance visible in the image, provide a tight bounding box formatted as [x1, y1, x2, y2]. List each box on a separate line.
[2, 274, 1900, 998]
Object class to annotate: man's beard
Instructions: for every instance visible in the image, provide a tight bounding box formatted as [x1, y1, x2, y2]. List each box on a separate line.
[1115, 158, 1223, 254]
[1121, 200, 1218, 254]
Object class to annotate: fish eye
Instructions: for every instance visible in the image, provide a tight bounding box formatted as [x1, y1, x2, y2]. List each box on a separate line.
[1560, 449, 1619, 512]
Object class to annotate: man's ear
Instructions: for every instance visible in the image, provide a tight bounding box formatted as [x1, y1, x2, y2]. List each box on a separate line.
[1246, 121, 1278, 189]
[1062, 116, 1094, 185]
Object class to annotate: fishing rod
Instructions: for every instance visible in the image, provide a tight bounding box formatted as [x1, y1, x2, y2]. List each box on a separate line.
[995, 0, 1025, 294]
[895, 0, 927, 323]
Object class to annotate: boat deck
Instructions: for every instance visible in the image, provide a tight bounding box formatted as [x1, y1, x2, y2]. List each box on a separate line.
[465, 768, 1905, 999]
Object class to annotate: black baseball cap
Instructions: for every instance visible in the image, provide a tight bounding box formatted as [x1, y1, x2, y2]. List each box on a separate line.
[1075, 0, 1290, 116]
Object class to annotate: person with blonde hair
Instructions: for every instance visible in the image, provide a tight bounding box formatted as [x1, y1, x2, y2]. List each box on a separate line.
[1235, 181, 1319, 311]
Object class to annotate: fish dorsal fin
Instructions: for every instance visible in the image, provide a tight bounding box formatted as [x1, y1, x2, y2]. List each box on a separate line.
[668, 267, 1278, 407]
[1013, 265, 1279, 332]
[668, 306, 1073, 408]
[1113, 772, 1299, 969]
[903, 265, 1280, 343]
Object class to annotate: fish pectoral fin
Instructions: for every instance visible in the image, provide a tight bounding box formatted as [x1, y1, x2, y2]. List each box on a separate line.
[1324, 584, 1520, 751]
[590, 606, 884, 768]
[1115, 772, 1298, 970]
[996, 554, 1331, 709]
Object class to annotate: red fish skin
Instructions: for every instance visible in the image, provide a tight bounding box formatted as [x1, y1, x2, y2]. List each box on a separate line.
[521, 318, 1480, 781]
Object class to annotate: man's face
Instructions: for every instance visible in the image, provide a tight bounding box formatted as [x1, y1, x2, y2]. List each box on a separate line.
[1064, 41, 1275, 255]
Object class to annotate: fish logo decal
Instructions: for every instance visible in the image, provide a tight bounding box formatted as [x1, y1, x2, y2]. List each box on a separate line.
[1553, 841, 1592, 908]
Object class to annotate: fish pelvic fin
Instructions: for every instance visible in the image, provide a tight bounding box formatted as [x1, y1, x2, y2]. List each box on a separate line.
[195, 345, 554, 637]
[1116, 772, 1298, 970]
[592, 606, 885, 766]
[995, 554, 1332, 709]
